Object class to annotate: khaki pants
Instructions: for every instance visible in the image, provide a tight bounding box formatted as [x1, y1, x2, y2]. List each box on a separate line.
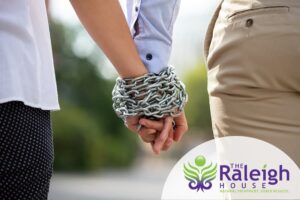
[204, 0, 300, 166]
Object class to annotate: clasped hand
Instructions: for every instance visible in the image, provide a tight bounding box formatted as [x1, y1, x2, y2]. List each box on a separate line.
[125, 112, 188, 154]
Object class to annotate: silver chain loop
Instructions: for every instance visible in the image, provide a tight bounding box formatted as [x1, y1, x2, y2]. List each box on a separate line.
[112, 66, 188, 120]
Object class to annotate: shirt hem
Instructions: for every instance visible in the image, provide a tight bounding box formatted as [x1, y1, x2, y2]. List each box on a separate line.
[0, 97, 60, 111]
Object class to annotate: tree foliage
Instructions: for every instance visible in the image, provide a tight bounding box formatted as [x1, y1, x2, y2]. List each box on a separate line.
[50, 21, 137, 171]
[183, 64, 212, 130]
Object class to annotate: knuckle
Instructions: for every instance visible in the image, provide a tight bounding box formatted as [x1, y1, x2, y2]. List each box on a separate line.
[139, 130, 145, 137]
[184, 126, 188, 133]
[166, 117, 173, 123]
[158, 135, 167, 143]
[143, 120, 149, 127]
[181, 125, 188, 133]
[139, 133, 155, 143]
[146, 129, 154, 135]
[141, 137, 150, 143]
[185, 125, 189, 132]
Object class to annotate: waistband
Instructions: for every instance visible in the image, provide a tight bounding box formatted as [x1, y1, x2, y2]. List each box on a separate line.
[221, 0, 300, 17]
[224, 0, 300, 7]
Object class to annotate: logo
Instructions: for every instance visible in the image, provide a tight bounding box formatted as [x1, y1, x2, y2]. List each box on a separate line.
[163, 137, 300, 199]
[183, 155, 217, 192]
[219, 163, 290, 191]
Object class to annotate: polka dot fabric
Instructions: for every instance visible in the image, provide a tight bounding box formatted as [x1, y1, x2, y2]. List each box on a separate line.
[0, 101, 53, 200]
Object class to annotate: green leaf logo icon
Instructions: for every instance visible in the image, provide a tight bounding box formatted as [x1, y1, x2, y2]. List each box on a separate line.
[183, 155, 217, 192]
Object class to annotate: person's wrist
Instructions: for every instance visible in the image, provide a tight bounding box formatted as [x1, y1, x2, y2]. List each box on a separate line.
[119, 63, 148, 79]
[112, 66, 188, 120]
[123, 68, 148, 79]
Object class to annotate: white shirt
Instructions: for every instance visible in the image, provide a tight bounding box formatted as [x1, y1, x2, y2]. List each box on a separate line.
[126, 0, 181, 74]
[0, 0, 59, 110]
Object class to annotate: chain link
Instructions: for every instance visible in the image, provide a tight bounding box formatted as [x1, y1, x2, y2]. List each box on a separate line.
[112, 66, 188, 120]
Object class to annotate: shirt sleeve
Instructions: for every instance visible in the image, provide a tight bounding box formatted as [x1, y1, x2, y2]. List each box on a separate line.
[126, 0, 181, 73]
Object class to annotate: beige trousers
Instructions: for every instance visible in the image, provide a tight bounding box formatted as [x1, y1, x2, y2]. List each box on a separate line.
[204, 0, 300, 166]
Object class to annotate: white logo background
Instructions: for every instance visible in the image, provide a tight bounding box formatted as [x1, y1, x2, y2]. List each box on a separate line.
[162, 136, 300, 200]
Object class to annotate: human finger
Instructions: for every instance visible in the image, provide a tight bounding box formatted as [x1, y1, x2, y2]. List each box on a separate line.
[125, 116, 140, 133]
[153, 116, 173, 154]
[162, 128, 174, 151]
[173, 112, 188, 142]
[139, 118, 164, 132]
[138, 127, 157, 143]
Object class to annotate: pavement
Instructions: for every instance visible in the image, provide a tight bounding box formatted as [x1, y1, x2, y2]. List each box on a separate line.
[48, 157, 176, 200]
[49, 131, 212, 200]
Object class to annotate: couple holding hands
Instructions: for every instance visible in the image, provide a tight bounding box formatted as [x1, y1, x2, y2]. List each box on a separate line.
[1, 0, 300, 199]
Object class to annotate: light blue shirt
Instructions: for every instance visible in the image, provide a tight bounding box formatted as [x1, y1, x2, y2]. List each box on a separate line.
[126, 0, 181, 74]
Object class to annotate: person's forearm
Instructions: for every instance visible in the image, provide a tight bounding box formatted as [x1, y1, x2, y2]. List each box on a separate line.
[70, 0, 147, 78]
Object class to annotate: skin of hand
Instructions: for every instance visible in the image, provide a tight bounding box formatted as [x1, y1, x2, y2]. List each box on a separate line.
[139, 112, 188, 154]
[126, 116, 174, 154]
[70, 0, 147, 78]
[125, 116, 161, 143]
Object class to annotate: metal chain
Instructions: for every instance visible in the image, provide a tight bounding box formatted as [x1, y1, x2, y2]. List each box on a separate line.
[112, 66, 188, 120]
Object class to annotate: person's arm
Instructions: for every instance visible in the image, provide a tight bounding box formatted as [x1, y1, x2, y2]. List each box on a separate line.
[127, 0, 181, 73]
[70, 0, 147, 78]
[126, 0, 188, 154]
[70, 0, 187, 154]
[70, 0, 176, 154]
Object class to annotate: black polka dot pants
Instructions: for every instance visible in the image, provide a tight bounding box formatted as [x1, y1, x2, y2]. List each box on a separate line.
[0, 101, 53, 200]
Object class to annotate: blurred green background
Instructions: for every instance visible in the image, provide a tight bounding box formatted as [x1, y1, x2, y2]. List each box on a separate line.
[50, 20, 211, 172]
[47, 0, 219, 199]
